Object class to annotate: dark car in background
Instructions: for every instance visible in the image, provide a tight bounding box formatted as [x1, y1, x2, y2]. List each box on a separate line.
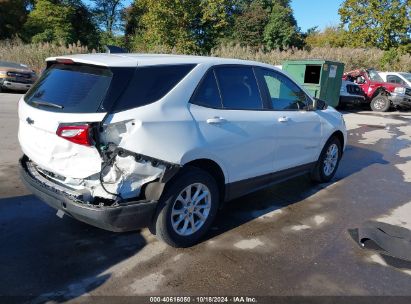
[343, 68, 411, 112]
[339, 80, 366, 108]
[0, 61, 38, 93]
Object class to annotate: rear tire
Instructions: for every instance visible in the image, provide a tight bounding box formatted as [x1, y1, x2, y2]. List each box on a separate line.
[370, 94, 390, 112]
[311, 136, 342, 183]
[153, 167, 219, 247]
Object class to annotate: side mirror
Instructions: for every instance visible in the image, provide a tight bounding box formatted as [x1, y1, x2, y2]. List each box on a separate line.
[311, 98, 328, 110]
[356, 76, 365, 84]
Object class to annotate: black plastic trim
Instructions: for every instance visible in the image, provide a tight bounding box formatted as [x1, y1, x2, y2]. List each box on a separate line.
[225, 162, 316, 201]
[339, 95, 368, 105]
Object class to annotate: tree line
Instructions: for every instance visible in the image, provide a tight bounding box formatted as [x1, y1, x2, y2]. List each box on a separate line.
[0, 0, 410, 54]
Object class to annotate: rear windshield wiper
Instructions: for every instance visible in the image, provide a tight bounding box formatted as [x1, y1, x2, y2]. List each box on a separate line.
[31, 100, 64, 109]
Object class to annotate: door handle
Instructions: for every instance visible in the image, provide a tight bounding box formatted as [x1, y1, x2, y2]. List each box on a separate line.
[206, 117, 227, 125]
[278, 116, 289, 123]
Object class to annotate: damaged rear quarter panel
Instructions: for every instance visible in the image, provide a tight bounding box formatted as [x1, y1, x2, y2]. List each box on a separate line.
[103, 63, 229, 182]
[92, 154, 165, 200]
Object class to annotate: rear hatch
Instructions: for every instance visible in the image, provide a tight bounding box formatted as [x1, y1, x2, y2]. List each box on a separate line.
[18, 61, 131, 179]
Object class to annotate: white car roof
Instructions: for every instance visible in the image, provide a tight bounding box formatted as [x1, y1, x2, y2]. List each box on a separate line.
[378, 71, 406, 76]
[46, 53, 277, 69]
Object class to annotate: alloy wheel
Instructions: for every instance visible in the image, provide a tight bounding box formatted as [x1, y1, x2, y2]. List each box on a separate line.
[323, 143, 339, 176]
[170, 183, 211, 236]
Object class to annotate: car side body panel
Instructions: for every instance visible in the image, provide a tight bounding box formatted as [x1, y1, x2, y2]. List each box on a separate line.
[105, 62, 346, 185]
[18, 54, 347, 237]
[316, 107, 347, 155]
[270, 110, 322, 172]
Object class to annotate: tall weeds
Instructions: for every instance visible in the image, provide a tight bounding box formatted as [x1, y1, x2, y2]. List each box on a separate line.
[0, 39, 89, 73]
[0, 39, 410, 73]
[212, 44, 411, 72]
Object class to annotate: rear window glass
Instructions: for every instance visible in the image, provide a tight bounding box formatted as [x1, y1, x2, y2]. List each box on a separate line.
[25, 64, 112, 113]
[112, 64, 196, 112]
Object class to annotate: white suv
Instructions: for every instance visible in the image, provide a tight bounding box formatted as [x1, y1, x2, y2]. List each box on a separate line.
[19, 54, 346, 247]
[378, 71, 411, 88]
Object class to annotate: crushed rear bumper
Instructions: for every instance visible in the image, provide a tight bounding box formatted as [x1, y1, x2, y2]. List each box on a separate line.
[19, 155, 158, 232]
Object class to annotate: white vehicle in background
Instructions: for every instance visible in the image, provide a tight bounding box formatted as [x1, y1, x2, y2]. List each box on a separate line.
[378, 72, 411, 88]
[19, 54, 346, 247]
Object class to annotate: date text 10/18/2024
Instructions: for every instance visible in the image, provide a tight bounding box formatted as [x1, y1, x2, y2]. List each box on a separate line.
[149, 297, 258, 303]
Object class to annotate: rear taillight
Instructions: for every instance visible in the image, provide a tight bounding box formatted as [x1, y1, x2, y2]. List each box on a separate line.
[56, 124, 92, 146]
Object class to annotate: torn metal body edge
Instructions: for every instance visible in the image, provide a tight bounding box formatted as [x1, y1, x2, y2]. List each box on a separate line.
[112, 147, 181, 184]
[110, 147, 181, 202]
[92, 142, 181, 202]
[19, 155, 159, 232]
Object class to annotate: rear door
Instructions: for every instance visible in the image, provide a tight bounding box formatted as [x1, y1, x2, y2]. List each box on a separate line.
[18, 62, 124, 179]
[188, 65, 275, 183]
[256, 67, 322, 171]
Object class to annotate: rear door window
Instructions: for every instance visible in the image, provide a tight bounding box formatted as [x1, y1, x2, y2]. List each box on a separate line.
[25, 64, 112, 113]
[214, 66, 263, 110]
[190, 70, 222, 108]
[112, 64, 196, 112]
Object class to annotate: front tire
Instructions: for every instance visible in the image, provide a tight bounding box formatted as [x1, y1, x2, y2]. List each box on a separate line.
[311, 136, 342, 183]
[153, 167, 219, 247]
[370, 94, 390, 112]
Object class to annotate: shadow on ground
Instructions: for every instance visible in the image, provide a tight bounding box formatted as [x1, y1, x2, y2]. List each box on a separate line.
[0, 143, 392, 301]
[205, 144, 388, 241]
[0, 194, 146, 303]
[0, 90, 26, 95]
[340, 107, 411, 115]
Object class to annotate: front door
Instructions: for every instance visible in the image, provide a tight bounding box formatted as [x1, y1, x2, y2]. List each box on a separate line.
[257, 68, 322, 172]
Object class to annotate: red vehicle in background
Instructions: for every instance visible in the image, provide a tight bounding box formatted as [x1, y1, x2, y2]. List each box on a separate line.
[343, 68, 411, 112]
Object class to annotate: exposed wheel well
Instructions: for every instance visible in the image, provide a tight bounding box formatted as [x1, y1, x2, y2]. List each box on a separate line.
[331, 130, 344, 149]
[184, 159, 225, 202]
[371, 87, 389, 100]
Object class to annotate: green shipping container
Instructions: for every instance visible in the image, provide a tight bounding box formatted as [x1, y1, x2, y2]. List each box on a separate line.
[282, 59, 345, 108]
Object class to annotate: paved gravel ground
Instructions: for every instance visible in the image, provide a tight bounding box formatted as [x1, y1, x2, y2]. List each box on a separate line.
[1, 93, 411, 303]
